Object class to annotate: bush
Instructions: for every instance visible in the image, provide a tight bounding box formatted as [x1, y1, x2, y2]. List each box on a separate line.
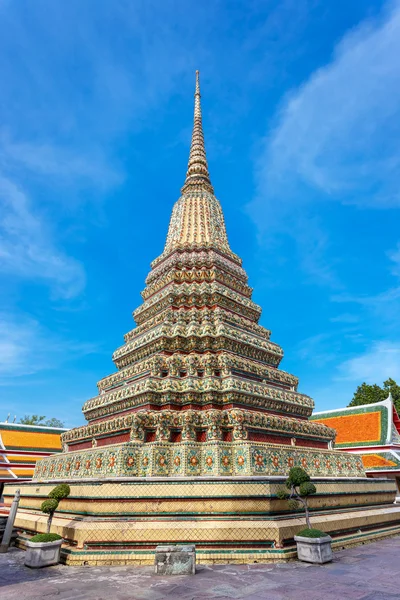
[48, 484, 71, 501]
[286, 467, 311, 488]
[29, 533, 62, 543]
[296, 528, 329, 538]
[41, 498, 59, 514]
[278, 467, 317, 531]
[299, 481, 316, 496]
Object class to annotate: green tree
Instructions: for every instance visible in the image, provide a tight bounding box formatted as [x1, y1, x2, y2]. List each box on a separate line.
[41, 484, 70, 533]
[348, 379, 400, 414]
[383, 378, 400, 412]
[19, 415, 64, 427]
[277, 467, 317, 530]
[348, 383, 386, 407]
[43, 418, 65, 428]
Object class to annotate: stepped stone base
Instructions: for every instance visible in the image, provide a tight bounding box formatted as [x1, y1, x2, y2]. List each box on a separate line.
[5, 475, 400, 565]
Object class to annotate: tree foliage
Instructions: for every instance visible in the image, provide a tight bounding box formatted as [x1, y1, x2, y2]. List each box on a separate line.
[40, 484, 71, 534]
[41, 498, 59, 515]
[19, 414, 64, 427]
[49, 484, 71, 501]
[286, 467, 311, 488]
[277, 467, 317, 530]
[348, 378, 400, 414]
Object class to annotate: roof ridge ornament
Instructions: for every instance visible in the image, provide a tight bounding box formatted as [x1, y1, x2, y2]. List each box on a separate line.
[181, 70, 214, 194]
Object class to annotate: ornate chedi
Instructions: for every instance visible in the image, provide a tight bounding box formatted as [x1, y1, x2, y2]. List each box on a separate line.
[5, 72, 400, 565]
[35, 72, 356, 480]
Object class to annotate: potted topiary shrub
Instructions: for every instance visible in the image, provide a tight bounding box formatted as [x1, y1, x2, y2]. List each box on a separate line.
[277, 467, 332, 564]
[24, 483, 70, 568]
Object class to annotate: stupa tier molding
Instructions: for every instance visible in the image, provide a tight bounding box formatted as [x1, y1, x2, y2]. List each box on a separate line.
[152, 236, 243, 270]
[62, 408, 335, 448]
[141, 263, 253, 301]
[133, 281, 262, 326]
[112, 321, 281, 369]
[97, 351, 298, 393]
[123, 307, 272, 345]
[147, 248, 246, 286]
[82, 374, 314, 422]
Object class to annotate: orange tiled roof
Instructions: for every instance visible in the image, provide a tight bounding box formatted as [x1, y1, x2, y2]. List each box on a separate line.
[313, 411, 381, 445]
[0, 427, 63, 452]
[362, 454, 397, 468]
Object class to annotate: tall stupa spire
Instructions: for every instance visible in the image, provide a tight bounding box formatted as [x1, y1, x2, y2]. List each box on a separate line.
[181, 70, 214, 194]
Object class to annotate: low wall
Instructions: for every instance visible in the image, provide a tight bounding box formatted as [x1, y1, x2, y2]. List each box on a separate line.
[4, 475, 400, 565]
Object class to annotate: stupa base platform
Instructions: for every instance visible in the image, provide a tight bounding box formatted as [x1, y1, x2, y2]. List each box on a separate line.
[30, 441, 366, 480]
[5, 475, 400, 565]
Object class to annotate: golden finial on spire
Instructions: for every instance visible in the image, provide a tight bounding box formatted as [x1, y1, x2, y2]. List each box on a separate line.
[181, 70, 214, 194]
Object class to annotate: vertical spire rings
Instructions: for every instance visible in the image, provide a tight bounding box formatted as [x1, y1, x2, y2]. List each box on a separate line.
[181, 71, 214, 194]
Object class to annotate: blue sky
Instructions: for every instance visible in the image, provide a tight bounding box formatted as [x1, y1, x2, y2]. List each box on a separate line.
[1, 0, 400, 427]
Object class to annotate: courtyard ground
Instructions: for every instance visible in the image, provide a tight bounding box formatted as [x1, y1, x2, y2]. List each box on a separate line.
[0, 537, 399, 600]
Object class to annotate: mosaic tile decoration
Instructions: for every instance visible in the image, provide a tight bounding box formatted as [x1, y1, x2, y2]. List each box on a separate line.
[34, 440, 364, 480]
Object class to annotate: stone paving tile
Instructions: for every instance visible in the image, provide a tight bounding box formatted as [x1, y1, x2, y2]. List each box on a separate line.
[1, 538, 400, 599]
[362, 595, 400, 600]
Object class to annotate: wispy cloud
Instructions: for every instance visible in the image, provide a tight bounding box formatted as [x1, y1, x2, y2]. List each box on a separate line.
[332, 241, 400, 331]
[0, 174, 85, 299]
[296, 332, 341, 368]
[0, 1, 223, 302]
[388, 242, 400, 278]
[0, 311, 97, 381]
[330, 313, 360, 324]
[337, 340, 400, 383]
[259, 1, 400, 208]
[248, 1, 400, 293]
[0, 133, 123, 191]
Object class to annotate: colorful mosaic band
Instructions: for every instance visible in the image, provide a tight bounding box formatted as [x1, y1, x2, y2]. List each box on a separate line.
[34, 440, 364, 480]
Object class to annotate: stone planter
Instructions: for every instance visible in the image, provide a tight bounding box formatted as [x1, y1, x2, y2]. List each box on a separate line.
[155, 544, 196, 575]
[294, 534, 332, 564]
[24, 538, 63, 568]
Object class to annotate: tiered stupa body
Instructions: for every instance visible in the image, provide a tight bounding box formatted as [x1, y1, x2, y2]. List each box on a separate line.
[6, 73, 400, 565]
[52, 72, 340, 474]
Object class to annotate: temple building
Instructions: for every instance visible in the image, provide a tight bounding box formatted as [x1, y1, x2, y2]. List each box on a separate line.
[4, 72, 400, 565]
[0, 421, 67, 495]
[311, 394, 400, 500]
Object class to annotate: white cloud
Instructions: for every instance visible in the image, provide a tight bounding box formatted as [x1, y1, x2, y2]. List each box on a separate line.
[330, 313, 360, 324]
[0, 134, 123, 191]
[259, 1, 400, 208]
[0, 174, 85, 298]
[332, 241, 400, 329]
[0, 311, 97, 380]
[388, 242, 400, 278]
[296, 332, 342, 368]
[338, 340, 400, 383]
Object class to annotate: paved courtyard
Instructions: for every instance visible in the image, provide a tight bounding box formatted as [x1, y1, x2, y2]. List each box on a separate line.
[1, 537, 400, 600]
